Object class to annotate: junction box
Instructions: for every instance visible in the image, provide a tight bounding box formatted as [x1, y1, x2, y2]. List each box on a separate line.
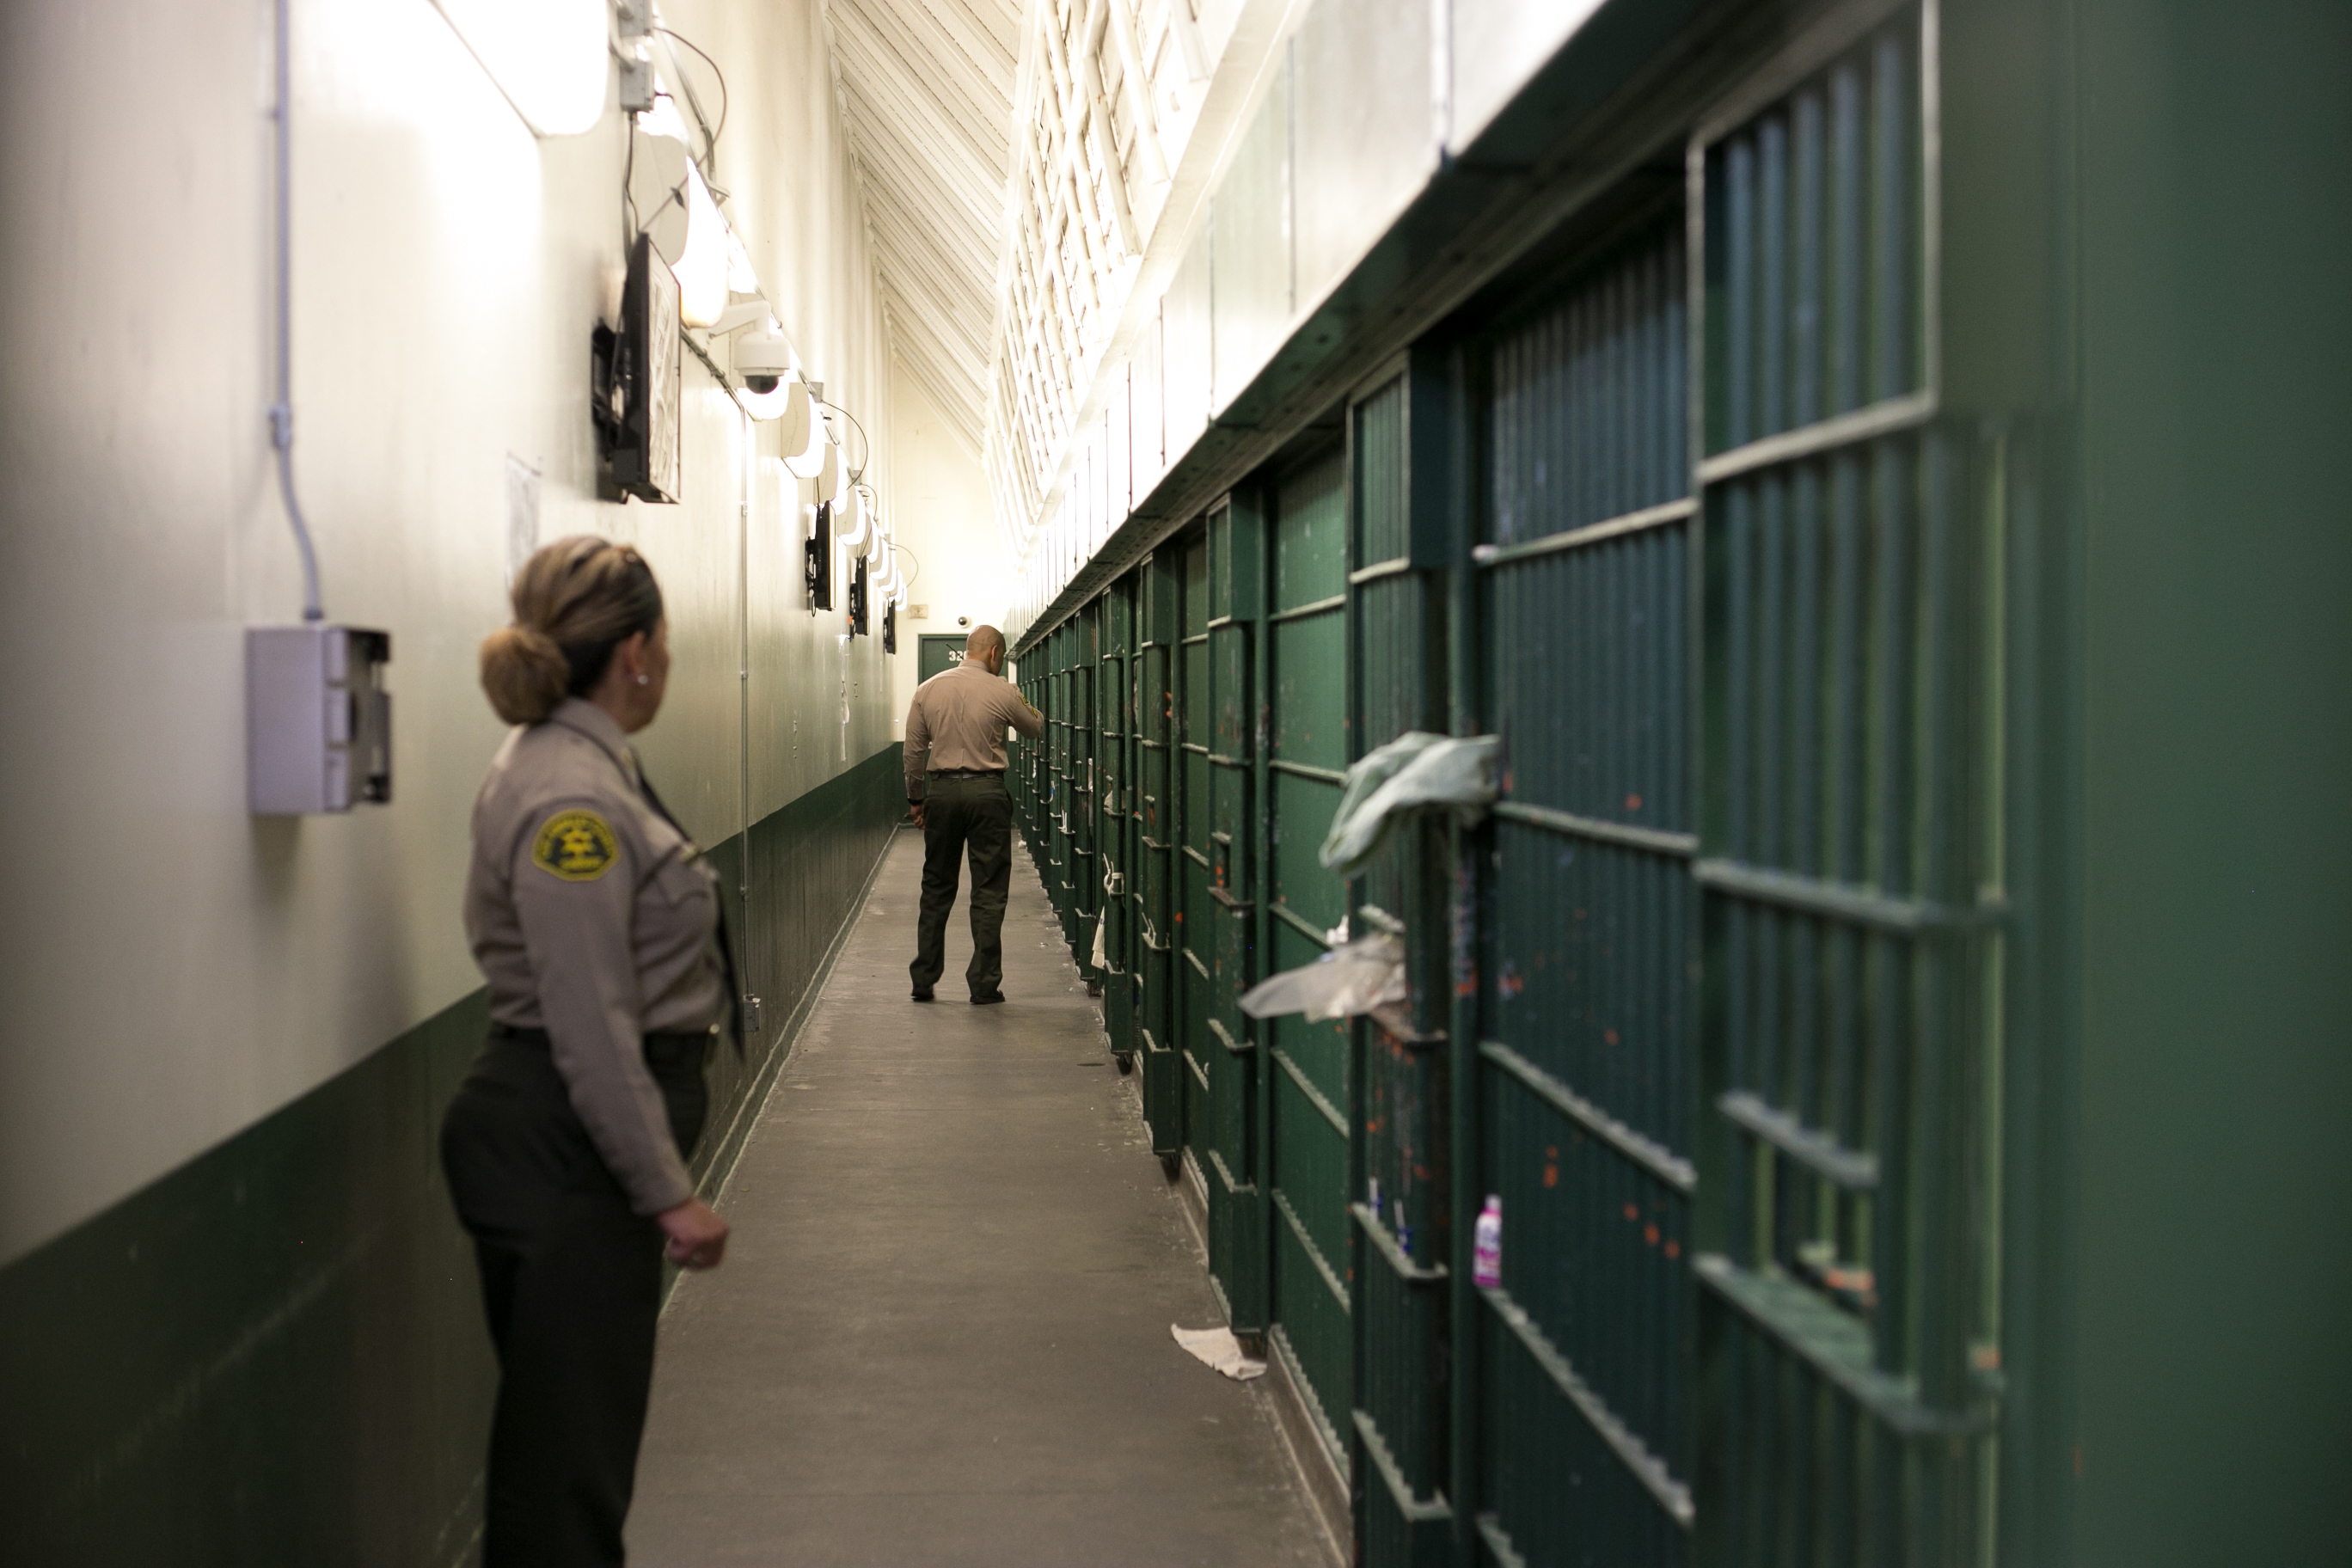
[247, 625, 392, 814]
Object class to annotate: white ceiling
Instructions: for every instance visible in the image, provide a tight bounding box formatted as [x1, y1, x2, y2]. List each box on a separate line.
[821, 0, 1025, 454]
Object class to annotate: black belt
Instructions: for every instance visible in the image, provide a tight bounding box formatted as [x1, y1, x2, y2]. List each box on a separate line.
[490, 1022, 719, 1050]
[928, 767, 1004, 778]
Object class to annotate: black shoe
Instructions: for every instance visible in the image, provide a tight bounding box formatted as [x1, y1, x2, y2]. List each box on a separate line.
[971, 989, 1006, 1005]
[911, 988, 934, 1002]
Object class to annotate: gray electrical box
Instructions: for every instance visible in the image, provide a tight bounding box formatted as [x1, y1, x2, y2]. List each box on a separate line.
[247, 626, 392, 814]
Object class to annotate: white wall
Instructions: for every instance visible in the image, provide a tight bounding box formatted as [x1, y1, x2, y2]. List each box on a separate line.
[0, 0, 892, 1261]
[885, 366, 1019, 738]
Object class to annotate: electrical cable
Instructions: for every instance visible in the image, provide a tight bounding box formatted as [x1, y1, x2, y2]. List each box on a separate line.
[622, 106, 640, 243]
[653, 27, 728, 185]
[270, 0, 323, 622]
[892, 542, 922, 594]
[818, 399, 871, 482]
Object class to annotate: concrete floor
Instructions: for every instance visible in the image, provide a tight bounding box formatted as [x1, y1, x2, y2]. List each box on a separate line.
[628, 827, 1336, 1568]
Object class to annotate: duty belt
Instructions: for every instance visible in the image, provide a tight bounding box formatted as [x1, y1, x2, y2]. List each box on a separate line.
[929, 767, 1004, 778]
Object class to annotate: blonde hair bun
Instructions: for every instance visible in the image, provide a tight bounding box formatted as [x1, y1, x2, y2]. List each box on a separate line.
[479, 623, 571, 725]
[481, 536, 665, 724]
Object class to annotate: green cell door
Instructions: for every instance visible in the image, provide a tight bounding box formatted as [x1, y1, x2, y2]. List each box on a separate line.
[1468, 207, 1700, 1567]
[1070, 607, 1100, 984]
[1181, 505, 1267, 1329]
[1136, 551, 1183, 1152]
[1097, 581, 1137, 1065]
[1046, 625, 1072, 938]
[1263, 444, 1355, 1473]
[1692, 9, 2000, 1561]
[1345, 363, 1455, 1565]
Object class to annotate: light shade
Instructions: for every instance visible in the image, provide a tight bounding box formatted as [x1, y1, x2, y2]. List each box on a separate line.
[818, 438, 846, 505]
[836, 487, 869, 551]
[435, 0, 607, 137]
[633, 97, 728, 327]
[627, 129, 691, 264]
[778, 383, 824, 477]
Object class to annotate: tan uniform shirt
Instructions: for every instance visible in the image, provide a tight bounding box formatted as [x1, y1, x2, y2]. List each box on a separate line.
[903, 658, 1044, 798]
[464, 698, 728, 1214]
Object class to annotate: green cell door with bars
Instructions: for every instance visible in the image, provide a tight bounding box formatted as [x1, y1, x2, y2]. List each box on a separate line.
[1345, 362, 1456, 1564]
[1466, 204, 1700, 1567]
[1096, 580, 1138, 1068]
[1691, 9, 2000, 1561]
[1263, 443, 1355, 1476]
[1184, 504, 1267, 1329]
[1136, 550, 1185, 1151]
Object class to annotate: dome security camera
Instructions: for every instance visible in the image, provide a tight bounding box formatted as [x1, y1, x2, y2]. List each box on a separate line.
[735, 328, 792, 397]
[957, 616, 971, 628]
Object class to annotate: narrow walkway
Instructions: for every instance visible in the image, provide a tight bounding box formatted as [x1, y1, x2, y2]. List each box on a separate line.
[628, 827, 1334, 1567]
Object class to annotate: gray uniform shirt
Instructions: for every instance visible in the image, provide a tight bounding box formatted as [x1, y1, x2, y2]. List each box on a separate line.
[903, 659, 1044, 799]
[464, 698, 727, 1214]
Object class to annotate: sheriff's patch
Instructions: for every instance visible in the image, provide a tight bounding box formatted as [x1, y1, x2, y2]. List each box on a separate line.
[532, 811, 618, 881]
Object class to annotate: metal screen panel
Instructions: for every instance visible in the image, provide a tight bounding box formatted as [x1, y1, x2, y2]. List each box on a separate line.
[1473, 209, 1698, 1568]
[1693, 9, 2000, 1563]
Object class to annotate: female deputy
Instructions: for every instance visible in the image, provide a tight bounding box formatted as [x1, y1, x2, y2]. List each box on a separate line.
[441, 536, 735, 1566]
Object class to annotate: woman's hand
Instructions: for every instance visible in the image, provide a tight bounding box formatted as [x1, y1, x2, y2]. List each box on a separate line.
[658, 1197, 730, 1269]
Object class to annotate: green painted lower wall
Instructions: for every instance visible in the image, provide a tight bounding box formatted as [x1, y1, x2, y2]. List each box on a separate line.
[0, 744, 903, 1566]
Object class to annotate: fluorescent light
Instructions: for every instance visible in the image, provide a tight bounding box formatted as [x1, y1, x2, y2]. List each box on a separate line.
[632, 95, 727, 326]
[836, 487, 868, 551]
[673, 163, 729, 327]
[627, 126, 691, 264]
[435, 0, 607, 138]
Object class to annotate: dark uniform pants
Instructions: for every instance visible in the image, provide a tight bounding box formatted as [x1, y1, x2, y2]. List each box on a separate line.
[910, 771, 1014, 997]
[439, 1027, 709, 1568]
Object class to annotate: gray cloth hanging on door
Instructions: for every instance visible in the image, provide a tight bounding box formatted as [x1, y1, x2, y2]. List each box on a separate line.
[1316, 731, 1502, 881]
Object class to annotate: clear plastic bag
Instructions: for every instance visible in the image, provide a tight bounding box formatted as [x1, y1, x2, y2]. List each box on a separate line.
[1318, 731, 1501, 880]
[1237, 934, 1408, 1022]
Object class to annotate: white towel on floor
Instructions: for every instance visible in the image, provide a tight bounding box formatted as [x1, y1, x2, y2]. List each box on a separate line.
[1171, 1324, 1267, 1381]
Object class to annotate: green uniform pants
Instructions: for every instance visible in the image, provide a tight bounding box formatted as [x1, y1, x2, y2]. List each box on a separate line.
[910, 771, 1013, 997]
[439, 1026, 708, 1568]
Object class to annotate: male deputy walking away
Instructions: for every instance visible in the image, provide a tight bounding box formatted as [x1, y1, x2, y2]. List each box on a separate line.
[904, 625, 1043, 1003]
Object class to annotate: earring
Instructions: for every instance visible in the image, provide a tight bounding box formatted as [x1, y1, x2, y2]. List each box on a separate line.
[636, 674, 650, 686]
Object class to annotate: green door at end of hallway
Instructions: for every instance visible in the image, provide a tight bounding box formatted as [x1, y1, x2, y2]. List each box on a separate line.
[916, 634, 965, 687]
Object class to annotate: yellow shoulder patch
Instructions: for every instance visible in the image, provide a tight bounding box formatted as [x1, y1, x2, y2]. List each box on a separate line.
[532, 810, 619, 881]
